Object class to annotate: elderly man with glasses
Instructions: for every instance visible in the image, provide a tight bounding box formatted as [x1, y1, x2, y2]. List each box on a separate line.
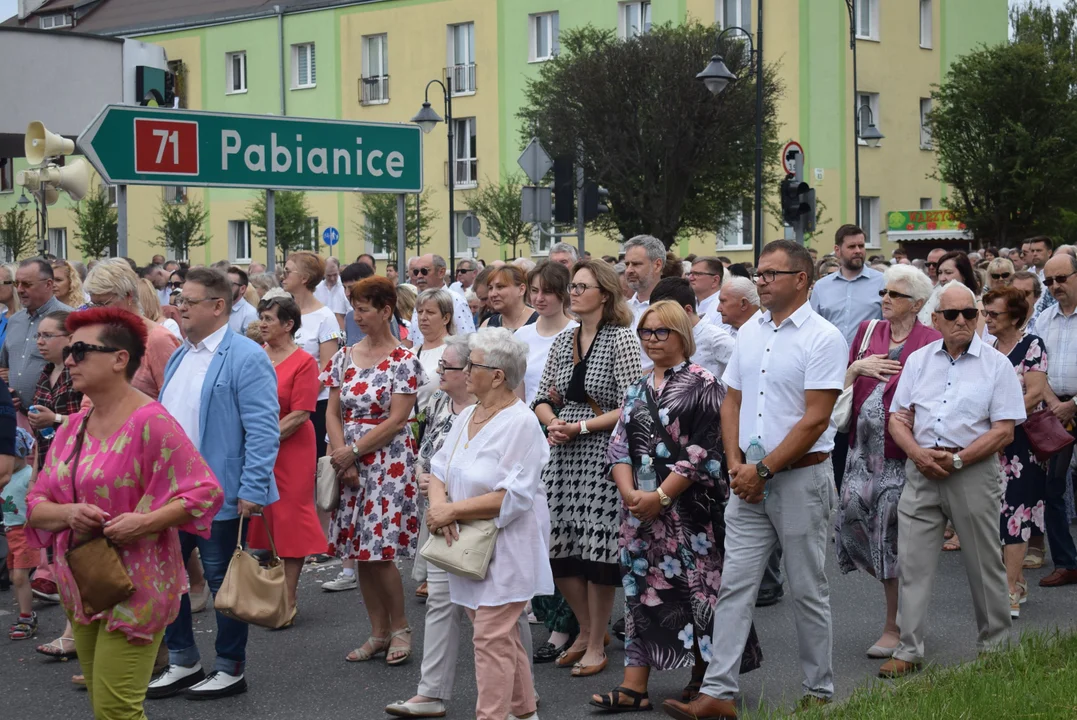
[408, 254, 475, 346]
[449, 259, 477, 297]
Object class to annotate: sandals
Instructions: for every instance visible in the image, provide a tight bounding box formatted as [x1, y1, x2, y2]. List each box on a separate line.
[346, 635, 389, 662]
[36, 635, 78, 659]
[942, 534, 961, 552]
[1024, 547, 1045, 570]
[588, 686, 653, 713]
[415, 582, 429, 601]
[9, 613, 38, 640]
[387, 627, 412, 666]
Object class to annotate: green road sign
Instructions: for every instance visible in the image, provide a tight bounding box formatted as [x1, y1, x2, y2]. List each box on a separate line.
[78, 105, 423, 193]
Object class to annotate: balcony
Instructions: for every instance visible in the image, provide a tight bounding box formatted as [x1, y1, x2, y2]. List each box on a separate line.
[444, 158, 478, 189]
[446, 64, 477, 95]
[360, 75, 390, 105]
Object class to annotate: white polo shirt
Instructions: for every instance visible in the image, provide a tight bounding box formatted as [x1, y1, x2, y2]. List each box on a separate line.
[890, 333, 1027, 449]
[722, 301, 848, 454]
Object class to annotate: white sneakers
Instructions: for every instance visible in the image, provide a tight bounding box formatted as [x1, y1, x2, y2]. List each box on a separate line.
[322, 571, 358, 592]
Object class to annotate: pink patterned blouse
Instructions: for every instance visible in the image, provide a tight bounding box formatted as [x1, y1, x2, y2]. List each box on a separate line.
[26, 402, 223, 644]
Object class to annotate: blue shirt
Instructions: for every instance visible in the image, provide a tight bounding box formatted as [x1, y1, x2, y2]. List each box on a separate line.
[809, 266, 884, 344]
[344, 310, 401, 346]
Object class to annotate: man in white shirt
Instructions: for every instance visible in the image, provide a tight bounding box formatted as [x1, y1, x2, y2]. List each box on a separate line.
[650, 277, 733, 381]
[925, 247, 946, 285]
[148, 263, 172, 308]
[717, 276, 761, 338]
[688, 256, 726, 328]
[666, 241, 847, 719]
[623, 235, 665, 374]
[408, 254, 476, 346]
[226, 266, 258, 335]
[448, 258, 477, 297]
[881, 281, 1024, 678]
[1026, 236, 1058, 315]
[313, 256, 350, 329]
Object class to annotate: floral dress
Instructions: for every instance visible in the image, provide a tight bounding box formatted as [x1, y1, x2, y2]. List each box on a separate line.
[998, 334, 1048, 544]
[321, 345, 426, 562]
[606, 363, 761, 672]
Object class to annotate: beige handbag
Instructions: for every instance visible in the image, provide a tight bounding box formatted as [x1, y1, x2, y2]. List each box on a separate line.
[214, 515, 294, 629]
[419, 421, 500, 581]
[316, 350, 354, 513]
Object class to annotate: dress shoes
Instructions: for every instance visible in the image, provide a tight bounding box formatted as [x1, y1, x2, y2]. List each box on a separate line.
[1039, 568, 1077, 587]
[184, 671, 248, 700]
[662, 694, 738, 720]
[146, 663, 206, 699]
[878, 657, 922, 679]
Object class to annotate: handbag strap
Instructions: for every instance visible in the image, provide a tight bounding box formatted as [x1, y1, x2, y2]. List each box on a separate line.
[643, 378, 676, 473]
[437, 411, 469, 505]
[857, 319, 879, 360]
[235, 513, 280, 561]
[66, 409, 94, 552]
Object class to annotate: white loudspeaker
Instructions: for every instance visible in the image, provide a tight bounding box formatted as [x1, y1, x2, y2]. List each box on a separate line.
[25, 122, 75, 166]
[42, 159, 92, 202]
[14, 168, 42, 191]
[44, 186, 59, 206]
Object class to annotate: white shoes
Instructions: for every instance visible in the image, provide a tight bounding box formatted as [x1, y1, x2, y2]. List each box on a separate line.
[866, 644, 896, 658]
[146, 663, 206, 699]
[321, 571, 358, 592]
[185, 670, 248, 699]
[384, 699, 447, 717]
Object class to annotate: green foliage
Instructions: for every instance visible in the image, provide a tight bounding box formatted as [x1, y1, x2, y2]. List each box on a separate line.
[154, 196, 210, 261]
[73, 186, 118, 259]
[354, 190, 440, 264]
[0, 207, 37, 261]
[246, 190, 313, 259]
[466, 173, 531, 258]
[518, 22, 783, 248]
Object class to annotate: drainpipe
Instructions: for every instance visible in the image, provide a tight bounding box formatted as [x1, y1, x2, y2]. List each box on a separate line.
[277, 5, 286, 116]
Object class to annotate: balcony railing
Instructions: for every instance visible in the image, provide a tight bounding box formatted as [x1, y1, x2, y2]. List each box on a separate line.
[446, 63, 477, 95]
[360, 75, 390, 105]
[444, 158, 478, 188]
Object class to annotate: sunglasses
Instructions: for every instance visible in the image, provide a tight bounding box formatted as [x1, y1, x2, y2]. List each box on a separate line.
[0, 280, 13, 287]
[167, 281, 183, 289]
[937, 308, 979, 322]
[637, 328, 672, 341]
[924, 262, 938, 269]
[1043, 272, 1076, 287]
[990, 272, 1012, 281]
[411, 267, 431, 276]
[878, 289, 912, 300]
[456, 267, 473, 275]
[63, 341, 119, 364]
[686, 271, 719, 278]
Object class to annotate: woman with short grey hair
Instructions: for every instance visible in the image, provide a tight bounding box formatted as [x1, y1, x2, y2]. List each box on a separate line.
[249, 272, 280, 299]
[414, 288, 457, 413]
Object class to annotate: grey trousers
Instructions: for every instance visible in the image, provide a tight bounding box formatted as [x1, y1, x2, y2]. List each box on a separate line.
[700, 462, 836, 701]
[894, 457, 1011, 663]
[416, 568, 534, 700]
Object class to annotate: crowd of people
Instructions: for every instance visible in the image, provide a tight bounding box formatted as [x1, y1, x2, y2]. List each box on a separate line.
[1, 227, 1076, 720]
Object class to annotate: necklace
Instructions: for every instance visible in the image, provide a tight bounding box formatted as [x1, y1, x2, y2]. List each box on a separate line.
[471, 397, 516, 425]
[890, 324, 913, 344]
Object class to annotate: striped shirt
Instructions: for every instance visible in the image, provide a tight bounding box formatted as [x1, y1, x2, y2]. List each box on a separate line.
[1034, 303, 1077, 397]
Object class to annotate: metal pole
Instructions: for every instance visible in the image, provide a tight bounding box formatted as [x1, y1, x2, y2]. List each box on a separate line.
[445, 77, 456, 277]
[397, 194, 407, 282]
[416, 193, 421, 255]
[575, 162, 586, 257]
[116, 186, 128, 257]
[266, 189, 277, 272]
[848, 0, 861, 225]
[40, 189, 49, 256]
[752, 0, 765, 264]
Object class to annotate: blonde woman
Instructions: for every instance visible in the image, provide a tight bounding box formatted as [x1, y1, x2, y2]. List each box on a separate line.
[396, 283, 418, 344]
[0, 263, 21, 347]
[51, 260, 84, 309]
[137, 278, 182, 338]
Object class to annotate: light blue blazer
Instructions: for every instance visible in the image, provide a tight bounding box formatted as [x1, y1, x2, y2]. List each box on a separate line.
[160, 327, 280, 522]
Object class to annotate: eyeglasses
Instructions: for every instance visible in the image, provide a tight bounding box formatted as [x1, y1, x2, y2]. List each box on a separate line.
[411, 267, 431, 276]
[176, 296, 220, 307]
[937, 308, 979, 322]
[167, 281, 183, 289]
[62, 341, 119, 364]
[686, 271, 719, 278]
[990, 272, 1012, 281]
[14, 280, 43, 290]
[456, 267, 473, 275]
[34, 332, 69, 340]
[464, 359, 498, 373]
[568, 283, 600, 295]
[637, 328, 672, 341]
[1043, 272, 1076, 287]
[981, 309, 1009, 319]
[752, 270, 802, 284]
[0, 280, 13, 287]
[879, 289, 913, 300]
[924, 262, 939, 269]
[436, 359, 465, 373]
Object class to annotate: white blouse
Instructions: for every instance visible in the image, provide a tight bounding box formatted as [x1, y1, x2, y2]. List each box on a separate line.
[430, 401, 553, 610]
[515, 320, 578, 406]
[296, 306, 343, 402]
[415, 343, 448, 415]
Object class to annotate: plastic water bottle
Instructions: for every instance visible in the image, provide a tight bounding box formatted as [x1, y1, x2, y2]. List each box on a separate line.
[29, 406, 55, 440]
[636, 455, 657, 492]
[745, 436, 768, 500]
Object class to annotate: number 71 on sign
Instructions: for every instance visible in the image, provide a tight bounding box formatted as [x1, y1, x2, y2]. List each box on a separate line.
[134, 118, 199, 175]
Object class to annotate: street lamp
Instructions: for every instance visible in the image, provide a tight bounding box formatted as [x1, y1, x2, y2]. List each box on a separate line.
[15, 191, 29, 208]
[411, 77, 457, 277]
[698, 13, 764, 262]
[844, 0, 884, 225]
[856, 105, 884, 148]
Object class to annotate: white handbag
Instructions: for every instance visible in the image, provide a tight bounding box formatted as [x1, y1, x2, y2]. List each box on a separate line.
[832, 319, 879, 433]
[316, 350, 352, 513]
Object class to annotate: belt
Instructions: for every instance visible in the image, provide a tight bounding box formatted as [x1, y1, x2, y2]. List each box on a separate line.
[934, 446, 961, 453]
[786, 451, 829, 471]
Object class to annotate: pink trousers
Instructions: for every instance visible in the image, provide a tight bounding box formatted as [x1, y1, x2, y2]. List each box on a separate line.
[465, 601, 536, 720]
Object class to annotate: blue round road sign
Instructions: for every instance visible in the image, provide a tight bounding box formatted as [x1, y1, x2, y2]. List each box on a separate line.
[323, 227, 340, 246]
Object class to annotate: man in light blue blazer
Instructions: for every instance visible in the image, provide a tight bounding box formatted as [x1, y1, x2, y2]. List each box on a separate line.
[147, 267, 280, 701]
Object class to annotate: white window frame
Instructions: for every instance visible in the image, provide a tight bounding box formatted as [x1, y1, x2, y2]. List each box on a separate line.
[859, 197, 881, 248]
[619, 1, 652, 40]
[453, 211, 478, 257]
[0, 159, 12, 193]
[919, 97, 933, 149]
[452, 117, 478, 189]
[229, 220, 252, 264]
[39, 13, 71, 29]
[855, 0, 879, 42]
[716, 200, 753, 251]
[165, 186, 187, 205]
[362, 216, 392, 259]
[106, 185, 118, 207]
[292, 43, 316, 89]
[448, 23, 477, 95]
[226, 51, 247, 95]
[920, 197, 934, 210]
[361, 34, 389, 105]
[529, 12, 560, 62]
[48, 228, 67, 259]
[717, 0, 751, 33]
[857, 92, 880, 146]
[305, 217, 320, 252]
[920, 0, 933, 49]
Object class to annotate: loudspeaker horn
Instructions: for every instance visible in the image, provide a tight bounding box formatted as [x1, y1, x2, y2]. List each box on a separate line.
[25, 121, 75, 166]
[42, 159, 93, 202]
[44, 186, 60, 206]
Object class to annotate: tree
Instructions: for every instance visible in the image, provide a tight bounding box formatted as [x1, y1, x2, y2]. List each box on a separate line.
[0, 207, 36, 261]
[354, 190, 441, 264]
[154, 196, 210, 261]
[518, 23, 782, 248]
[466, 173, 532, 258]
[246, 190, 312, 259]
[931, 41, 1077, 245]
[73, 186, 118, 259]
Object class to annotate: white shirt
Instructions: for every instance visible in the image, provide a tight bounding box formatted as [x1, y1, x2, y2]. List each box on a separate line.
[161, 324, 228, 451]
[314, 279, 350, 316]
[157, 287, 172, 309]
[890, 333, 1026, 449]
[723, 302, 848, 454]
[448, 281, 467, 297]
[161, 317, 182, 339]
[415, 343, 447, 414]
[228, 297, 259, 335]
[1034, 303, 1077, 398]
[430, 401, 554, 610]
[515, 320, 578, 406]
[692, 320, 735, 382]
[295, 306, 342, 401]
[409, 287, 476, 346]
[629, 294, 653, 374]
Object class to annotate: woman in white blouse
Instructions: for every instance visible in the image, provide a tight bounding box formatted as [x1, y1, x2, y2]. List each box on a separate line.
[414, 288, 457, 414]
[424, 328, 552, 720]
[515, 261, 577, 406]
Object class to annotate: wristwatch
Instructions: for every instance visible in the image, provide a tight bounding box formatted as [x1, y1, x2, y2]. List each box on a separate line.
[952, 453, 964, 470]
[54, 414, 65, 425]
[351, 445, 360, 457]
[756, 461, 774, 481]
[579, 420, 591, 436]
[656, 487, 672, 508]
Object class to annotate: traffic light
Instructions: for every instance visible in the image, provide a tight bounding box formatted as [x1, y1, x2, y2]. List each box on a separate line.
[779, 176, 815, 235]
[582, 182, 610, 222]
[553, 155, 575, 224]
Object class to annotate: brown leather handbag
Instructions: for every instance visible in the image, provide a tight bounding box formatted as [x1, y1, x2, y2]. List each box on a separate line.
[1024, 408, 1075, 462]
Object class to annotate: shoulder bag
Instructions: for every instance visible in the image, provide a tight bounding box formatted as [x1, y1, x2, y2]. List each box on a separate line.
[1024, 408, 1075, 462]
[316, 349, 353, 513]
[214, 513, 293, 628]
[419, 416, 500, 581]
[64, 410, 136, 617]
[832, 319, 879, 433]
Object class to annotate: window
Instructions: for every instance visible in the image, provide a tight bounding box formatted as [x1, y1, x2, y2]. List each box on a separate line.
[292, 43, 316, 89]
[448, 23, 476, 94]
[229, 220, 251, 263]
[859, 197, 880, 248]
[47, 228, 67, 259]
[305, 217, 320, 252]
[717, 200, 753, 249]
[226, 51, 247, 94]
[452, 118, 478, 188]
[168, 60, 188, 108]
[39, 13, 71, 29]
[919, 97, 933, 149]
[857, 92, 880, 145]
[453, 212, 478, 255]
[920, 0, 933, 49]
[361, 34, 389, 105]
[620, 2, 652, 39]
[717, 0, 751, 33]
[530, 12, 559, 62]
[920, 197, 933, 210]
[165, 186, 187, 204]
[107, 185, 118, 207]
[0, 159, 12, 193]
[855, 0, 878, 41]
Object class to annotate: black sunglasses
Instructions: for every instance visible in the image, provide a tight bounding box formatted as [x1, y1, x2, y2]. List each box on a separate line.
[63, 341, 120, 364]
[990, 272, 1012, 280]
[411, 267, 431, 276]
[637, 328, 672, 341]
[924, 262, 938, 269]
[879, 289, 913, 300]
[456, 267, 473, 274]
[1043, 272, 1076, 287]
[937, 308, 979, 322]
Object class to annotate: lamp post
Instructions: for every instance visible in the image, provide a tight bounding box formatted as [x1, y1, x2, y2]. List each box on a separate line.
[844, 0, 883, 226]
[697, 6, 764, 263]
[412, 77, 456, 277]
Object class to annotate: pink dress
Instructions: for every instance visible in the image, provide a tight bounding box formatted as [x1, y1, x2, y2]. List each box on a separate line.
[26, 402, 223, 644]
[132, 322, 182, 398]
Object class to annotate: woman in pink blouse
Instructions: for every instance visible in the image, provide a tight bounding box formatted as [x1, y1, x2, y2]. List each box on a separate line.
[26, 307, 222, 720]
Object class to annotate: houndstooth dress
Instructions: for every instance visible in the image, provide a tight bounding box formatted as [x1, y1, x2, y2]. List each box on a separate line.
[532, 324, 642, 585]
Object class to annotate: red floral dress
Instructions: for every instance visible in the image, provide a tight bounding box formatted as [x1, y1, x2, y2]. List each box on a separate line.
[320, 345, 426, 562]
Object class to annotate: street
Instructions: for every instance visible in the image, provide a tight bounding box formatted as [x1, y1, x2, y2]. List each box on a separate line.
[5, 532, 1077, 719]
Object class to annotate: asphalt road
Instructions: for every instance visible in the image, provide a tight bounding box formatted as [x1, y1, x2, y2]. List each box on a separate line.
[5, 533, 1077, 720]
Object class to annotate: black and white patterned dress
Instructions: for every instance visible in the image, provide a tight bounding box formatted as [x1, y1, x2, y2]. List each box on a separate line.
[532, 324, 642, 585]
